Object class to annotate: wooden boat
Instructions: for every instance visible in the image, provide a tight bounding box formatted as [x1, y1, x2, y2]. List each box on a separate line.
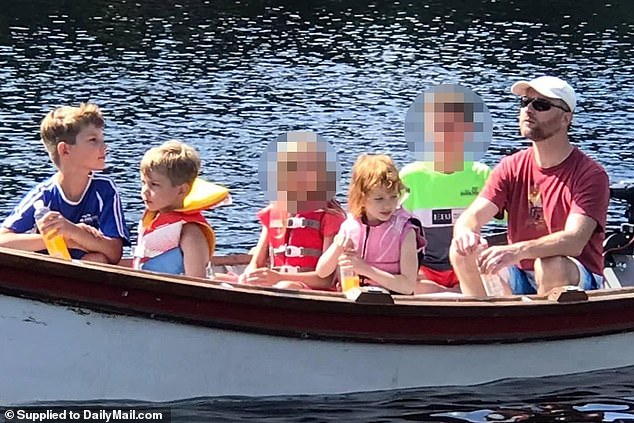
[1, 184, 633, 405]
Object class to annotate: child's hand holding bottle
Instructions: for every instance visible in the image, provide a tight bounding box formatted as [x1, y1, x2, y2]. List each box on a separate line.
[33, 200, 71, 260]
[333, 232, 354, 252]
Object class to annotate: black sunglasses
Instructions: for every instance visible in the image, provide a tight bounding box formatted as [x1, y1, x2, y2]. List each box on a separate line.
[520, 96, 570, 112]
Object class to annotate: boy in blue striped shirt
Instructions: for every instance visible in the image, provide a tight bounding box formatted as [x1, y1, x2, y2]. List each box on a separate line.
[0, 103, 130, 263]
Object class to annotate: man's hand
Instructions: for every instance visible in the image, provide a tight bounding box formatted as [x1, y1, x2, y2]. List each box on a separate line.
[451, 229, 483, 256]
[477, 244, 522, 274]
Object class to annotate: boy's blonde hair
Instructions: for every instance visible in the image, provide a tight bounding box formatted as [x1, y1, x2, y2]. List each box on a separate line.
[347, 154, 405, 218]
[40, 103, 104, 166]
[140, 140, 200, 186]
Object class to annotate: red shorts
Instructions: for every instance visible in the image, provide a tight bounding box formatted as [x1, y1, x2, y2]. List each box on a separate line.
[419, 265, 460, 288]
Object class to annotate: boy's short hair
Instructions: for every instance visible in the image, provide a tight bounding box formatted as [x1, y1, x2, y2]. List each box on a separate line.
[40, 103, 104, 166]
[140, 140, 200, 186]
[433, 101, 474, 123]
[348, 154, 405, 218]
[424, 91, 474, 124]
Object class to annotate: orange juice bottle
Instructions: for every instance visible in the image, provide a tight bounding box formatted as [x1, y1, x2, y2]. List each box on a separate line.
[33, 200, 71, 260]
[340, 265, 360, 292]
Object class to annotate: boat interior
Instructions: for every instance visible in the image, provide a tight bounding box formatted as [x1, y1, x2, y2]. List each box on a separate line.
[603, 181, 634, 288]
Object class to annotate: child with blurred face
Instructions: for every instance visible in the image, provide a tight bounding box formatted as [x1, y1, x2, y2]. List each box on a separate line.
[402, 86, 493, 293]
[240, 136, 346, 290]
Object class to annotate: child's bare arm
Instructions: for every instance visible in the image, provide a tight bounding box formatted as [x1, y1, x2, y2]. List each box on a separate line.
[242, 227, 270, 276]
[244, 236, 337, 289]
[68, 229, 123, 264]
[0, 228, 47, 252]
[345, 229, 418, 294]
[278, 270, 333, 288]
[180, 223, 210, 278]
[35, 211, 123, 263]
[315, 233, 348, 278]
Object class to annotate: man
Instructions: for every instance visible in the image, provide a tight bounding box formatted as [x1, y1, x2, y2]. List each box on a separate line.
[401, 86, 492, 293]
[450, 76, 609, 296]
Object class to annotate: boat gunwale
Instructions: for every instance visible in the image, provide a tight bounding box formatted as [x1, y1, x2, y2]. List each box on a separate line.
[1, 247, 634, 345]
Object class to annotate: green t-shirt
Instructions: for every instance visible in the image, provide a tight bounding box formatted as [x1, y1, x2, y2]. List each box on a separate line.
[400, 161, 491, 270]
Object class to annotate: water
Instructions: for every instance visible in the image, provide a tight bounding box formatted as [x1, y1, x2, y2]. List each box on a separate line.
[0, 0, 633, 420]
[27, 367, 634, 422]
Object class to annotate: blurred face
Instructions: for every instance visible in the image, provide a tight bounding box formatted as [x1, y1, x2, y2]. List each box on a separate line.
[426, 102, 473, 173]
[276, 150, 333, 213]
[63, 124, 107, 171]
[141, 170, 186, 213]
[519, 88, 571, 141]
[363, 185, 399, 225]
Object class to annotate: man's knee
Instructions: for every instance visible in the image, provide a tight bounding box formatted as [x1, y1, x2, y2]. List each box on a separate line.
[449, 244, 474, 269]
[534, 256, 579, 286]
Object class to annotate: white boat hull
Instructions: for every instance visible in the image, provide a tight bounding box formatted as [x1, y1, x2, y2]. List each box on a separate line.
[3, 293, 634, 404]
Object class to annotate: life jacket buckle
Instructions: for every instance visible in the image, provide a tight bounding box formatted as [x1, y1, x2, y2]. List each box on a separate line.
[287, 217, 306, 229]
[284, 245, 305, 257]
[286, 216, 320, 230]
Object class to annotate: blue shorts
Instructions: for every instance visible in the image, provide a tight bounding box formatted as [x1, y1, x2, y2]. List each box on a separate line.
[501, 258, 604, 295]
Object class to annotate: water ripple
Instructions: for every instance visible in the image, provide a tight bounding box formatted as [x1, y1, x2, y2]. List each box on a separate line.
[0, 1, 632, 257]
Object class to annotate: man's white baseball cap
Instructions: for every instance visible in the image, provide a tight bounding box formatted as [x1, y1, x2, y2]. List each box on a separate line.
[511, 76, 576, 112]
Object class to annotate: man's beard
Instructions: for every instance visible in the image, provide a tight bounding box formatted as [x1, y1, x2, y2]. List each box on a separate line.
[520, 123, 556, 142]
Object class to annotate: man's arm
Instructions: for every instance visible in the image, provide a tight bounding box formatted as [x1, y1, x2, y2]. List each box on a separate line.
[478, 213, 596, 275]
[516, 213, 596, 259]
[452, 197, 500, 255]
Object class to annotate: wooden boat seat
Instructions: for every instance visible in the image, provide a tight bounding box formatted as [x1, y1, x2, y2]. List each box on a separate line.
[209, 253, 251, 277]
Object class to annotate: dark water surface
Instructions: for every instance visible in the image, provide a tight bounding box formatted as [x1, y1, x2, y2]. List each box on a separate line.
[38, 367, 634, 422]
[1, 0, 634, 420]
[1, 0, 633, 252]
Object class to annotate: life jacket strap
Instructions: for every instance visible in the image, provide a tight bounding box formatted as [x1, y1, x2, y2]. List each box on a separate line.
[287, 216, 321, 230]
[272, 245, 322, 258]
[272, 265, 315, 273]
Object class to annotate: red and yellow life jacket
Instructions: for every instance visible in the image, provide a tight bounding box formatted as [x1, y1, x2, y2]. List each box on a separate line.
[133, 178, 230, 274]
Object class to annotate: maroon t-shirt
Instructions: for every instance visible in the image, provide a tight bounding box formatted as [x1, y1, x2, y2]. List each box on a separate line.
[480, 146, 609, 275]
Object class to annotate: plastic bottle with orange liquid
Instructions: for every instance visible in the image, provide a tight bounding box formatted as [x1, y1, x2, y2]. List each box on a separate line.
[340, 264, 360, 292]
[33, 200, 71, 260]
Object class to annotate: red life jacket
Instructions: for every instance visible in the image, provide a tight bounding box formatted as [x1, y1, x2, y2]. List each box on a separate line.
[260, 208, 328, 272]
